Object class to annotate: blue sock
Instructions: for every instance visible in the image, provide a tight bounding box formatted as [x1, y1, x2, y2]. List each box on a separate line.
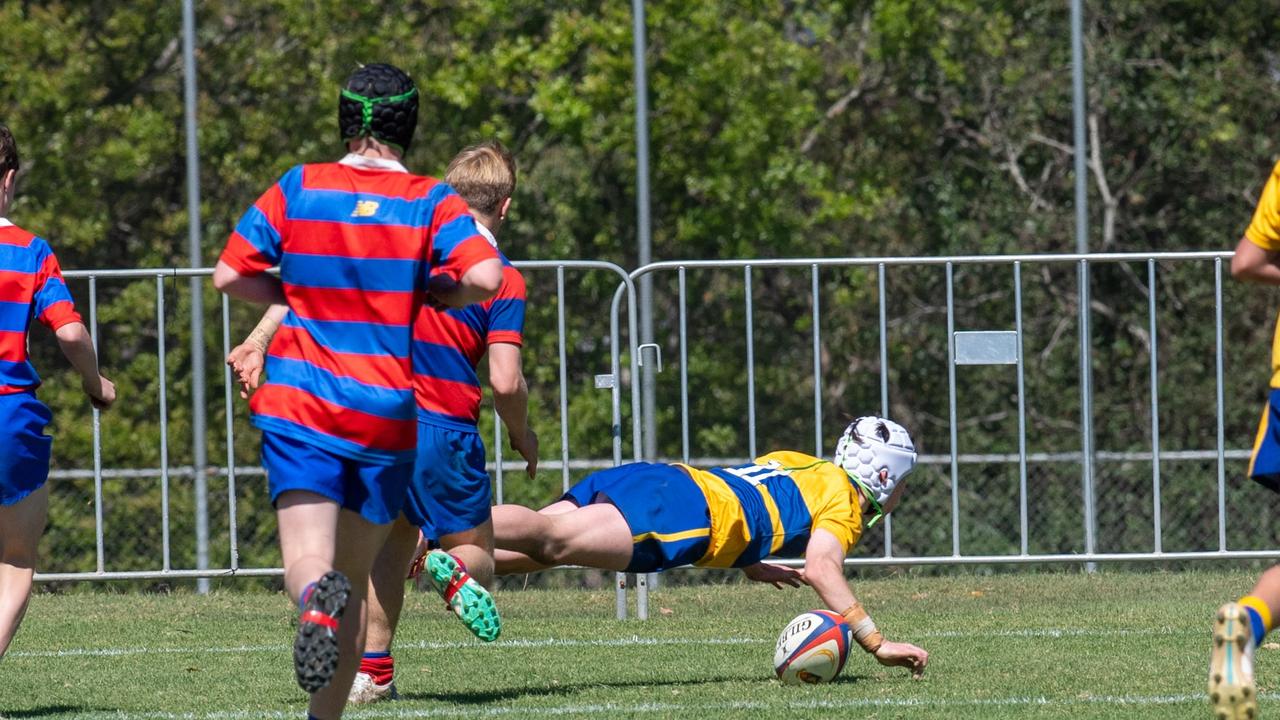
[298, 582, 317, 610]
[363, 651, 391, 660]
[1243, 605, 1267, 648]
[1239, 596, 1273, 649]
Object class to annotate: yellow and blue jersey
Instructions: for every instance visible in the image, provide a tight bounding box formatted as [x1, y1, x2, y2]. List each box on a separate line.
[677, 451, 863, 568]
[1242, 159, 1280, 489]
[562, 451, 863, 573]
[1244, 158, 1280, 390]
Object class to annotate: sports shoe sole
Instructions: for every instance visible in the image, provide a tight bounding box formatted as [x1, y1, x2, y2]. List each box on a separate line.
[294, 570, 351, 694]
[1209, 603, 1257, 720]
[426, 550, 501, 642]
[348, 672, 399, 704]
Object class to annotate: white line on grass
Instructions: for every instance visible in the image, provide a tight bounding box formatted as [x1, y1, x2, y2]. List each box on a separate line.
[923, 626, 1190, 639]
[46, 693, 1207, 719]
[7, 625, 1196, 659]
[6, 636, 763, 659]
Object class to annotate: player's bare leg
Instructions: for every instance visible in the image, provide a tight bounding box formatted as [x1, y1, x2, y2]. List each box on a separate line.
[494, 548, 550, 574]
[277, 492, 345, 696]
[366, 516, 420, 653]
[307, 508, 391, 720]
[438, 519, 495, 589]
[1210, 567, 1280, 719]
[277, 491, 339, 604]
[0, 484, 48, 658]
[1239, 565, 1280, 630]
[493, 501, 582, 574]
[491, 502, 633, 571]
[351, 515, 419, 704]
[536, 500, 580, 516]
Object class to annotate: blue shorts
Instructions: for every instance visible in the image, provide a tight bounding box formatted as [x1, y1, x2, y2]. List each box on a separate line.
[562, 463, 711, 573]
[261, 430, 412, 524]
[0, 392, 53, 507]
[403, 423, 491, 539]
[1250, 389, 1280, 493]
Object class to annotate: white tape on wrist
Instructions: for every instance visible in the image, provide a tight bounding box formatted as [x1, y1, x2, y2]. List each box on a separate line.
[247, 316, 280, 353]
[841, 602, 885, 653]
[851, 617, 882, 651]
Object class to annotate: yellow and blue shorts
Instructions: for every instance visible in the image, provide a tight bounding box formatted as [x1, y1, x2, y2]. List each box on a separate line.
[562, 462, 710, 573]
[1250, 389, 1280, 493]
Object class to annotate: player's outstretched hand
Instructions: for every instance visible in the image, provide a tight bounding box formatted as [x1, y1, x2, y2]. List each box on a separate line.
[226, 342, 265, 399]
[510, 427, 539, 478]
[84, 374, 116, 410]
[873, 640, 928, 679]
[741, 562, 806, 589]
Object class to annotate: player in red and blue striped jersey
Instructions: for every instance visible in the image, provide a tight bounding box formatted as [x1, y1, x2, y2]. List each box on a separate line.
[212, 64, 502, 719]
[353, 142, 536, 702]
[0, 125, 116, 660]
[227, 141, 537, 704]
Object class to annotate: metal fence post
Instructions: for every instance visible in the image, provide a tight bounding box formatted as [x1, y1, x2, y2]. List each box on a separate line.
[1014, 262, 1029, 556]
[90, 276, 105, 575]
[1215, 258, 1227, 551]
[946, 263, 960, 557]
[1148, 259, 1162, 554]
[679, 267, 690, 464]
[157, 275, 172, 573]
[879, 263, 893, 556]
[556, 267, 570, 495]
[811, 265, 823, 457]
[745, 265, 757, 458]
[181, 0, 210, 594]
[221, 294, 239, 572]
[1078, 260, 1097, 569]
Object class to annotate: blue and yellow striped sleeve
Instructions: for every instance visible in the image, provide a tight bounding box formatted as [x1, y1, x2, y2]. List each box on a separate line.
[759, 451, 864, 554]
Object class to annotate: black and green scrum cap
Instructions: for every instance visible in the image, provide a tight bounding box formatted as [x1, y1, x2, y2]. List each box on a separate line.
[338, 63, 419, 153]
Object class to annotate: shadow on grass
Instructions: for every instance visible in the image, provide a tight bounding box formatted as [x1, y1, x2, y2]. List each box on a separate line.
[2, 706, 98, 718]
[401, 672, 873, 704]
[829, 673, 876, 684]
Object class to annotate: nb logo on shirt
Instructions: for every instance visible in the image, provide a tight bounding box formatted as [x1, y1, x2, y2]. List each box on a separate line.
[351, 200, 380, 218]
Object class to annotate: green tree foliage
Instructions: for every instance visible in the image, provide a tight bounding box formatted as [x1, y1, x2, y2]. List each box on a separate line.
[3, 1, 1280, 576]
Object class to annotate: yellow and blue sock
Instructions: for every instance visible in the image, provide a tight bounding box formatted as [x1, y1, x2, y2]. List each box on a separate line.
[1238, 595, 1274, 648]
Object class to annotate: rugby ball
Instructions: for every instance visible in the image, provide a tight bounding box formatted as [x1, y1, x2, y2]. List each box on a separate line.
[773, 610, 852, 685]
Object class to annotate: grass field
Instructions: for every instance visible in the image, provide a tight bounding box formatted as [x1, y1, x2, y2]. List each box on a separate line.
[0, 569, 1265, 719]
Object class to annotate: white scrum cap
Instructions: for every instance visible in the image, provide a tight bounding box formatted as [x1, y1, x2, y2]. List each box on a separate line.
[832, 416, 917, 506]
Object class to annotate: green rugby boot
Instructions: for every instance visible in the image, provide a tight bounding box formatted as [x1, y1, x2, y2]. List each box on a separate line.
[425, 550, 500, 642]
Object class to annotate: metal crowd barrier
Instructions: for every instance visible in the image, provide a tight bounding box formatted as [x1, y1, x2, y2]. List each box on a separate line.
[34, 252, 1278, 624]
[34, 261, 638, 585]
[614, 251, 1273, 616]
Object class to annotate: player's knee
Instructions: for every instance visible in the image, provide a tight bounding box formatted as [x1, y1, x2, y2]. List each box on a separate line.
[541, 528, 579, 566]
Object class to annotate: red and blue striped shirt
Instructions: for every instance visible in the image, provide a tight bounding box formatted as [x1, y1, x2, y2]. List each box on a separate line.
[217, 157, 498, 464]
[0, 219, 82, 395]
[413, 232, 526, 431]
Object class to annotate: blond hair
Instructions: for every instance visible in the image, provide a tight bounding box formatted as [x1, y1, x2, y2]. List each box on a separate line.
[444, 141, 516, 218]
[0, 125, 19, 176]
